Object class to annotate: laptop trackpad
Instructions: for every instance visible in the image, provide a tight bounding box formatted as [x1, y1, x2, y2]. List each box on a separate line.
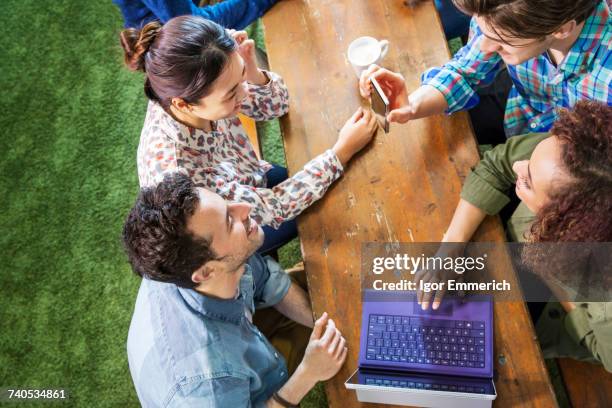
[412, 300, 454, 316]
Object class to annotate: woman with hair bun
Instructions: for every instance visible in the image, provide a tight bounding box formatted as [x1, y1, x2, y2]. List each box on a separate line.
[120, 16, 377, 253]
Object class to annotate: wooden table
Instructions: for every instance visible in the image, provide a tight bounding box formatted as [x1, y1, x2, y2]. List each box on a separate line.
[263, 1, 557, 406]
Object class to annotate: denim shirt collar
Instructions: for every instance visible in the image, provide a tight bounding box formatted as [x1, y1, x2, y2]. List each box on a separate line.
[176, 264, 256, 325]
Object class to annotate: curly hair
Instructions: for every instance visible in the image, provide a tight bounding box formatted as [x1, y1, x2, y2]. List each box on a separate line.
[122, 172, 216, 288]
[529, 101, 612, 243]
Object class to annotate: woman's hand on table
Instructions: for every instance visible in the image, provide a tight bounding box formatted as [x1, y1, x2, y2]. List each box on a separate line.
[333, 107, 377, 166]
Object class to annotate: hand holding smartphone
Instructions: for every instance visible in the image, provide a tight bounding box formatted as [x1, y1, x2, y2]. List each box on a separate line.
[369, 77, 390, 133]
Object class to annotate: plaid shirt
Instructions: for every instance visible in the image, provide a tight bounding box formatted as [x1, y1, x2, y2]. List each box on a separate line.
[422, 1, 611, 137]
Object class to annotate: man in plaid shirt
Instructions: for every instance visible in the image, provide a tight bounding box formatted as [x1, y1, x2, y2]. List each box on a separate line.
[359, 0, 611, 143]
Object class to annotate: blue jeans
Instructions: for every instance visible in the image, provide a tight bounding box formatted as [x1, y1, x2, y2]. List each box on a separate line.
[258, 165, 299, 255]
[434, 0, 471, 39]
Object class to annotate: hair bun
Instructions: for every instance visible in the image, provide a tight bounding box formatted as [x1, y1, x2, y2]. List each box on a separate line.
[119, 21, 162, 72]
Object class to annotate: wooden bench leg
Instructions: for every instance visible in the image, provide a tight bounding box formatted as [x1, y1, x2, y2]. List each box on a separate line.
[238, 114, 262, 159]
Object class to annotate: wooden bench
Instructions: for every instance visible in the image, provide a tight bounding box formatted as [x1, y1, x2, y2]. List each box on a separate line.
[238, 113, 261, 159]
[557, 358, 612, 407]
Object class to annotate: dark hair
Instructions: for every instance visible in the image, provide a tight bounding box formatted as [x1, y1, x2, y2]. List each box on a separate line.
[529, 101, 612, 243]
[452, 0, 599, 41]
[119, 16, 237, 108]
[122, 172, 216, 288]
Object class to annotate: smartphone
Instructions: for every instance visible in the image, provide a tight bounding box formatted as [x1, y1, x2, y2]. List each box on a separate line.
[370, 77, 390, 133]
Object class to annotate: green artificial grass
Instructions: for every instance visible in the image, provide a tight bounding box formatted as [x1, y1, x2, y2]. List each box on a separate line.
[0, 1, 145, 406]
[0, 2, 314, 407]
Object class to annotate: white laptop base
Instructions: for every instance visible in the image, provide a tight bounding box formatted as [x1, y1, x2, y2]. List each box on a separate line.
[345, 369, 497, 408]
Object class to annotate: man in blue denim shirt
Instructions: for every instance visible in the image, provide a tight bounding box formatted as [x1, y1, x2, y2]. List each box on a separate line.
[122, 172, 348, 407]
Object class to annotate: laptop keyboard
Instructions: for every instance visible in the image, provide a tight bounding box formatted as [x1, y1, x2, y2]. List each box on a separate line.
[366, 314, 487, 369]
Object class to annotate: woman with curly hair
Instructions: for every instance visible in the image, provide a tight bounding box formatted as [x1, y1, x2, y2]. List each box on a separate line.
[444, 100, 611, 245]
[430, 100, 612, 371]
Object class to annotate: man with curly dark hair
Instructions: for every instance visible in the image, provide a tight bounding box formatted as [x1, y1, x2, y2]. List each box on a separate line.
[420, 101, 612, 371]
[122, 172, 349, 406]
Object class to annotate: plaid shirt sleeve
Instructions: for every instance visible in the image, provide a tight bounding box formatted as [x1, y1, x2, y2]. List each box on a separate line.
[421, 18, 504, 113]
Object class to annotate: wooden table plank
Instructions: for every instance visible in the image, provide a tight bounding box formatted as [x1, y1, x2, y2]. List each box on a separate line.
[263, 1, 557, 406]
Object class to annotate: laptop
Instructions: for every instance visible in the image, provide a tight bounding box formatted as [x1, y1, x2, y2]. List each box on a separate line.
[345, 290, 496, 407]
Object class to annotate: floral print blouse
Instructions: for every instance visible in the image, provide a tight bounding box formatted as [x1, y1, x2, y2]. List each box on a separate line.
[136, 70, 344, 229]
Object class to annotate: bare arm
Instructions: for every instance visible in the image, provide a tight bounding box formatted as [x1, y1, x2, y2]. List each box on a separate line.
[416, 199, 487, 310]
[392, 84, 449, 123]
[266, 364, 317, 408]
[274, 282, 314, 328]
[443, 199, 488, 243]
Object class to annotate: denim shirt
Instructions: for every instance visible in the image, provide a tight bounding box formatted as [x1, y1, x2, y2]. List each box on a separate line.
[127, 254, 292, 407]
